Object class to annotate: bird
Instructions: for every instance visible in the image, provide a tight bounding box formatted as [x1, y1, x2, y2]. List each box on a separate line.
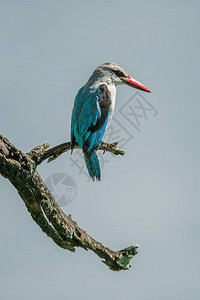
[70, 62, 151, 181]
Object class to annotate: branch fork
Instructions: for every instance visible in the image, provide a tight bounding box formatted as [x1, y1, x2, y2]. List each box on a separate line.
[0, 135, 138, 271]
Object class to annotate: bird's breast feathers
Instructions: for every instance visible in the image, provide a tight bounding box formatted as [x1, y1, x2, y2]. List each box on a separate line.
[104, 83, 116, 129]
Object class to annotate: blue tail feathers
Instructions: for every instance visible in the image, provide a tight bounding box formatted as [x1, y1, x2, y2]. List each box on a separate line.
[84, 151, 101, 181]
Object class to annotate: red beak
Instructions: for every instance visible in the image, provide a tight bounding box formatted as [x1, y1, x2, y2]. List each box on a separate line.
[122, 76, 151, 93]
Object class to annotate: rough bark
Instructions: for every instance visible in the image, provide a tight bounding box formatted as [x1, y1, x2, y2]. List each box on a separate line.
[0, 135, 138, 271]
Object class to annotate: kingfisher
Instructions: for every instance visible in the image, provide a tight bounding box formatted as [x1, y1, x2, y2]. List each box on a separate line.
[71, 62, 151, 181]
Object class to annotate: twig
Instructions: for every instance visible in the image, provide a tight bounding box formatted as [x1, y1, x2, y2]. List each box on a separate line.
[27, 141, 125, 166]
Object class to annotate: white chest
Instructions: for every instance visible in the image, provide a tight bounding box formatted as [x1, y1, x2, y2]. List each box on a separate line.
[106, 83, 116, 129]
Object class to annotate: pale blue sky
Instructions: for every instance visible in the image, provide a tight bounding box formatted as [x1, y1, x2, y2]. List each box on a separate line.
[0, 1, 200, 299]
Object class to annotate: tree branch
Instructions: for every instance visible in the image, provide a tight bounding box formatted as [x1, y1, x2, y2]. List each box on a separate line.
[27, 141, 125, 165]
[0, 135, 138, 271]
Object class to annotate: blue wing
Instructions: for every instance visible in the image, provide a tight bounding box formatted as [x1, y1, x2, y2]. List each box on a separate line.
[71, 84, 111, 156]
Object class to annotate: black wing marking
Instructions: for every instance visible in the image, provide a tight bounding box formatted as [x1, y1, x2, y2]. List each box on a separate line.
[88, 84, 111, 133]
[70, 132, 76, 153]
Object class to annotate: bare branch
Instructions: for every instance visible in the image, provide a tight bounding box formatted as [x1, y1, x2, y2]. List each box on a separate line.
[0, 135, 138, 271]
[27, 141, 125, 166]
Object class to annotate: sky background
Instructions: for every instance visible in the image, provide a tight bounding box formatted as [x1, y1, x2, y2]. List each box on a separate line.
[0, 0, 200, 299]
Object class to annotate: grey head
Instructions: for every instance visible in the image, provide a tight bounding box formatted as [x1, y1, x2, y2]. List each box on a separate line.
[87, 62, 129, 86]
[86, 62, 151, 93]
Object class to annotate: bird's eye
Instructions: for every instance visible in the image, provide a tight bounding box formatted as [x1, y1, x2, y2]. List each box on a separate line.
[114, 70, 125, 77]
